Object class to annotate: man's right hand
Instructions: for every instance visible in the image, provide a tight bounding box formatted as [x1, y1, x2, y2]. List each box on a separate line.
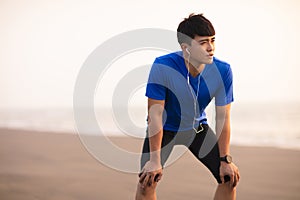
[139, 160, 163, 189]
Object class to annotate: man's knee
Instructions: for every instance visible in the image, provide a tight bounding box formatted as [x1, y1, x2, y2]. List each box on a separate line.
[136, 182, 157, 198]
[218, 182, 236, 193]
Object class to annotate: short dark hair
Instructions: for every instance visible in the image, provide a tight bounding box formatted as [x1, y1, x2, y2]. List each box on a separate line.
[177, 13, 215, 45]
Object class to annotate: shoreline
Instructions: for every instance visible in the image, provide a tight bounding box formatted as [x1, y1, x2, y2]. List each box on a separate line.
[0, 127, 299, 151]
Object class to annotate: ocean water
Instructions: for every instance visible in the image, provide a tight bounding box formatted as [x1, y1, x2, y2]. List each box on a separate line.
[0, 102, 299, 150]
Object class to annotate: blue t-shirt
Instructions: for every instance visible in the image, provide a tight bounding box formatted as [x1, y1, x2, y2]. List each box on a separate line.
[145, 51, 234, 132]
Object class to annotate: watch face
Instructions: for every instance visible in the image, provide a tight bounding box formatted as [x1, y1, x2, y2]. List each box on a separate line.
[226, 155, 233, 163]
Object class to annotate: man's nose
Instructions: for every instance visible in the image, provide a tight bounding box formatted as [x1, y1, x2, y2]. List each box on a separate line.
[207, 42, 214, 52]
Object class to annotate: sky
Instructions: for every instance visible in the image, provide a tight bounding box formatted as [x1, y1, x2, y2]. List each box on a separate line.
[0, 0, 300, 109]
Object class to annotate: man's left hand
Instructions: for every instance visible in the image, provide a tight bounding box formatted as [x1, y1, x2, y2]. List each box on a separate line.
[219, 162, 240, 187]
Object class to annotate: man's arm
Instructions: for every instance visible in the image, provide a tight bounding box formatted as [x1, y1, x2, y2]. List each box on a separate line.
[215, 104, 231, 157]
[139, 98, 165, 188]
[216, 104, 239, 187]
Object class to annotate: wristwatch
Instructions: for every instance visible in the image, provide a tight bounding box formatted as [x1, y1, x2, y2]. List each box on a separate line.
[220, 155, 233, 164]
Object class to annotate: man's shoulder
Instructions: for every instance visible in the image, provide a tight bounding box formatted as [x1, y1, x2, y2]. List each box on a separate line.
[154, 51, 183, 65]
[213, 57, 230, 69]
[204, 57, 232, 80]
[150, 51, 185, 78]
[211, 57, 232, 76]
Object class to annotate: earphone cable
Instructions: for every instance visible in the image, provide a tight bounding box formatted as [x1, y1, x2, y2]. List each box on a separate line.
[186, 54, 203, 133]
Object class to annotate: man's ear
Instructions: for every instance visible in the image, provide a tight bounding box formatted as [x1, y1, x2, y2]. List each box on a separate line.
[181, 43, 189, 52]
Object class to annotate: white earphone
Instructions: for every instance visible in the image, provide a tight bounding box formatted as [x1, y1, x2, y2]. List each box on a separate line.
[186, 48, 190, 54]
[186, 48, 191, 84]
[185, 47, 202, 133]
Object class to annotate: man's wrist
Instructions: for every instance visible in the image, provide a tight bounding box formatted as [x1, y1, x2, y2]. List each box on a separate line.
[220, 155, 233, 164]
[150, 152, 161, 163]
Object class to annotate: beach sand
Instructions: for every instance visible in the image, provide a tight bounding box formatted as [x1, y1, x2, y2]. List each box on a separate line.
[0, 128, 300, 200]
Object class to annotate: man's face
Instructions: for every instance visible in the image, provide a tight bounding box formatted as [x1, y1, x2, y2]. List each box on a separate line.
[188, 35, 215, 65]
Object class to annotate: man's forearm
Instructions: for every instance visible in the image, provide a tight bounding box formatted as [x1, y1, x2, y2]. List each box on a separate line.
[216, 119, 231, 157]
[148, 128, 163, 162]
[147, 99, 164, 163]
[215, 104, 232, 157]
[148, 110, 163, 162]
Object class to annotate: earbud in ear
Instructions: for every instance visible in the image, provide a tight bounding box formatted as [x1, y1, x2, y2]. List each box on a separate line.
[186, 48, 190, 54]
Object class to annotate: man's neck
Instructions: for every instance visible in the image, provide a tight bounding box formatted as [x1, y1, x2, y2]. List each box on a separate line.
[186, 62, 205, 77]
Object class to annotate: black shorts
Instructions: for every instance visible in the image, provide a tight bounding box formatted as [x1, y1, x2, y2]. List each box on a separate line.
[141, 124, 228, 184]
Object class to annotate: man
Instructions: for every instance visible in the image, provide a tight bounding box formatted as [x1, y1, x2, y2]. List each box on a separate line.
[135, 13, 240, 200]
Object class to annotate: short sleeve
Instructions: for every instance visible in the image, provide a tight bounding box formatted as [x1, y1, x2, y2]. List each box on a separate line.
[215, 65, 234, 106]
[145, 59, 167, 100]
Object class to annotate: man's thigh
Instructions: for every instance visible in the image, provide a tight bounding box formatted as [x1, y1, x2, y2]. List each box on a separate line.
[140, 130, 176, 170]
[187, 125, 223, 184]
